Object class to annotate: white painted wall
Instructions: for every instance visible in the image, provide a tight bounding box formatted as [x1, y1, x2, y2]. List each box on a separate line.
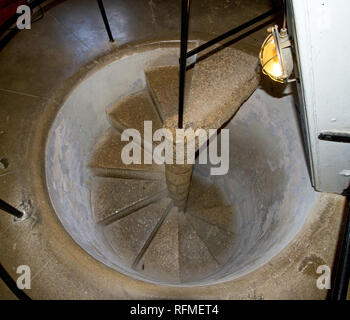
[289, 0, 350, 194]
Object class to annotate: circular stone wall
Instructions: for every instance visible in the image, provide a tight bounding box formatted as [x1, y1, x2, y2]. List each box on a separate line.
[45, 44, 317, 286]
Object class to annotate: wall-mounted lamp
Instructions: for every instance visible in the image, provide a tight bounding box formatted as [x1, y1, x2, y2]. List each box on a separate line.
[259, 25, 294, 83]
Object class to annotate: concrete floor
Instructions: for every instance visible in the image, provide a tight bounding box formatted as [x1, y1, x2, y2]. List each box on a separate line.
[0, 0, 278, 185]
[0, 0, 348, 299]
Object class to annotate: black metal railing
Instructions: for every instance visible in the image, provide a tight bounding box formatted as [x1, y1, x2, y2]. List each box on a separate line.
[177, 0, 282, 128]
[98, 0, 283, 129]
[330, 190, 350, 300]
[0, 198, 24, 219]
[178, 0, 191, 129]
[96, 0, 114, 42]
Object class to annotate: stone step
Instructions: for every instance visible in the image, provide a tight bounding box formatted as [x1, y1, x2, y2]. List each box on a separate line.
[178, 213, 219, 283]
[91, 176, 167, 224]
[104, 198, 172, 267]
[87, 127, 164, 180]
[131, 204, 232, 283]
[187, 210, 238, 265]
[107, 90, 163, 140]
[145, 65, 178, 124]
[132, 199, 173, 268]
[186, 169, 213, 207]
[189, 206, 238, 234]
[187, 183, 230, 211]
[135, 206, 181, 284]
[145, 46, 259, 132]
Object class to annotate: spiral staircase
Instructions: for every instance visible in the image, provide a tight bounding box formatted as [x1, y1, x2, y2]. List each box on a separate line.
[86, 45, 259, 284]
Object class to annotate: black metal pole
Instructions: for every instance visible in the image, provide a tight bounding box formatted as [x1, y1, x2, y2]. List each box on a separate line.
[178, 0, 191, 129]
[318, 132, 350, 144]
[0, 198, 23, 219]
[330, 198, 350, 300]
[0, 264, 31, 300]
[186, 6, 283, 58]
[96, 0, 114, 42]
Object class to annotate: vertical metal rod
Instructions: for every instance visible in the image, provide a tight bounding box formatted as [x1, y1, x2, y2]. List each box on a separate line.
[330, 197, 350, 300]
[185, 6, 282, 58]
[96, 0, 114, 42]
[178, 0, 191, 129]
[0, 198, 23, 219]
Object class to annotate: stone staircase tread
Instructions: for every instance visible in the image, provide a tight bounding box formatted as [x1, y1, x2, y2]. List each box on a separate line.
[132, 200, 173, 268]
[104, 198, 172, 267]
[186, 170, 213, 208]
[187, 184, 230, 211]
[189, 205, 238, 234]
[181, 46, 260, 130]
[107, 90, 163, 135]
[145, 46, 259, 132]
[91, 176, 166, 223]
[178, 213, 219, 283]
[187, 213, 238, 265]
[88, 167, 164, 180]
[145, 65, 179, 123]
[135, 206, 181, 284]
[88, 128, 164, 178]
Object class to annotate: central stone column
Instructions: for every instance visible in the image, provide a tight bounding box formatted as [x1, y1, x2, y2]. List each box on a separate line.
[164, 129, 196, 211]
[165, 163, 193, 210]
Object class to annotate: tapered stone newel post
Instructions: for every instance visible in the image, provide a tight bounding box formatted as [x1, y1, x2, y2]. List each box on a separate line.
[165, 129, 196, 211]
[166, 163, 193, 211]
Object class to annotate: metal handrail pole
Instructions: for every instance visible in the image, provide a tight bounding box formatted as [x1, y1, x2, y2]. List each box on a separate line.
[96, 0, 114, 42]
[186, 6, 282, 58]
[178, 0, 191, 129]
[0, 198, 23, 219]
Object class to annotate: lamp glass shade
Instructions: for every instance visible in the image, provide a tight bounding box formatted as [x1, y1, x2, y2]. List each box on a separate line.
[260, 34, 284, 82]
